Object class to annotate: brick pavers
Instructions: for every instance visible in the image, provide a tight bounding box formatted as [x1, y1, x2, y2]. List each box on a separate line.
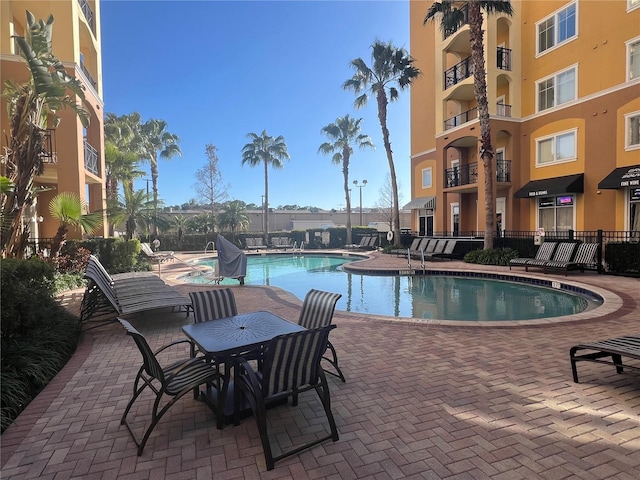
[2, 251, 639, 479]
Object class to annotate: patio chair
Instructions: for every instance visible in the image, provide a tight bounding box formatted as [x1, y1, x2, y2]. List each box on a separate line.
[189, 288, 238, 323]
[140, 242, 175, 263]
[544, 242, 599, 274]
[297, 289, 345, 382]
[570, 335, 640, 383]
[392, 237, 421, 257]
[429, 239, 458, 260]
[233, 325, 339, 470]
[118, 318, 220, 456]
[509, 241, 557, 270]
[525, 242, 577, 271]
[345, 235, 370, 249]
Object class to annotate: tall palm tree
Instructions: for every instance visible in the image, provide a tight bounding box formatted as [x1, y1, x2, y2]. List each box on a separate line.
[241, 130, 290, 241]
[425, 0, 513, 249]
[1, 11, 89, 258]
[107, 188, 152, 240]
[104, 112, 143, 200]
[343, 40, 420, 246]
[138, 119, 181, 235]
[49, 192, 103, 256]
[217, 200, 250, 244]
[318, 115, 374, 245]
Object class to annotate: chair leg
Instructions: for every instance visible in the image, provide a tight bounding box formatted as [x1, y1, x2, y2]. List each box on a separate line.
[322, 341, 346, 382]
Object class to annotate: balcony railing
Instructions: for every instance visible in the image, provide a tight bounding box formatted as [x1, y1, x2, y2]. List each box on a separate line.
[496, 103, 512, 117]
[444, 159, 511, 187]
[77, 0, 95, 32]
[443, 3, 469, 39]
[80, 62, 97, 89]
[444, 107, 478, 130]
[444, 56, 473, 89]
[84, 139, 99, 175]
[497, 47, 512, 71]
[40, 129, 57, 164]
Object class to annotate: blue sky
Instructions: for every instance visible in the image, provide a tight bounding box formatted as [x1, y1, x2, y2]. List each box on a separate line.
[101, 0, 412, 211]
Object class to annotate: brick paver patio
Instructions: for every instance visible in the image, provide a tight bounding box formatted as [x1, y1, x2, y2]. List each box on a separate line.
[2, 251, 639, 479]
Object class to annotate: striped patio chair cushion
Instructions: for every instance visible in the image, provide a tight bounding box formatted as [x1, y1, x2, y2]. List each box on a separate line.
[189, 288, 238, 323]
[297, 289, 342, 329]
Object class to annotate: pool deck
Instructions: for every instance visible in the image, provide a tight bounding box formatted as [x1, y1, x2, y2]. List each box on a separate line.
[2, 250, 639, 479]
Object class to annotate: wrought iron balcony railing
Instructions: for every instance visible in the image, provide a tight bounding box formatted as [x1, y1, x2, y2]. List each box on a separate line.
[443, 3, 469, 39]
[496, 103, 512, 117]
[444, 159, 511, 188]
[497, 47, 512, 71]
[444, 56, 474, 89]
[444, 107, 478, 130]
[40, 129, 57, 164]
[80, 62, 97, 89]
[77, 0, 95, 32]
[84, 139, 99, 175]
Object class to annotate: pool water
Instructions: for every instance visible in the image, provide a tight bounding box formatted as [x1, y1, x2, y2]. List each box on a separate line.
[184, 254, 595, 321]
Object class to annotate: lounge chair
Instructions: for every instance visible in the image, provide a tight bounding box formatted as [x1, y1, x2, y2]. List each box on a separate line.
[118, 318, 220, 455]
[80, 255, 191, 327]
[509, 241, 557, 270]
[140, 242, 175, 263]
[544, 242, 599, 274]
[570, 335, 640, 383]
[233, 325, 339, 470]
[422, 239, 448, 259]
[430, 239, 458, 260]
[345, 235, 370, 249]
[525, 242, 577, 272]
[272, 236, 293, 250]
[360, 235, 378, 250]
[246, 237, 264, 251]
[391, 237, 421, 257]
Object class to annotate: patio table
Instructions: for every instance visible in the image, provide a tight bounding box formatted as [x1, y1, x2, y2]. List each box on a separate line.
[182, 310, 305, 429]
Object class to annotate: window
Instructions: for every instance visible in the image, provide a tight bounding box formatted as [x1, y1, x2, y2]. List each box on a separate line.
[629, 0, 640, 12]
[538, 195, 574, 233]
[537, 2, 577, 54]
[628, 38, 640, 80]
[627, 113, 640, 149]
[422, 167, 432, 188]
[537, 130, 577, 165]
[537, 67, 576, 111]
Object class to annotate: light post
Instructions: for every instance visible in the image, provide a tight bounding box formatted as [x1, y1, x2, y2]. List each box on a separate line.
[353, 179, 367, 226]
[144, 178, 151, 239]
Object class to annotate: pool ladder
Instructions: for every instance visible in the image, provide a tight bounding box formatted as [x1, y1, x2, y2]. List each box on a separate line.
[204, 241, 215, 254]
[406, 248, 426, 274]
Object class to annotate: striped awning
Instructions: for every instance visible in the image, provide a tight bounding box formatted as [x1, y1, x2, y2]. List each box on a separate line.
[402, 196, 436, 210]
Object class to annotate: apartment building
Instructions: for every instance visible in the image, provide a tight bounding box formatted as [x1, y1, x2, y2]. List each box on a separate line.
[408, 0, 640, 237]
[1, 0, 107, 244]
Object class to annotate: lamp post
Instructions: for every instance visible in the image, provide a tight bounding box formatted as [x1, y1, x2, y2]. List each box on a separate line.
[353, 179, 367, 226]
[144, 178, 151, 239]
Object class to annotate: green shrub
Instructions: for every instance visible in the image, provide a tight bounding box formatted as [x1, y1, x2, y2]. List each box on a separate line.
[1, 258, 80, 432]
[464, 247, 519, 266]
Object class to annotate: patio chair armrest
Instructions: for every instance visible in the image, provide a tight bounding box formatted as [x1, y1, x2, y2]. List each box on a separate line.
[154, 339, 195, 356]
[236, 357, 261, 396]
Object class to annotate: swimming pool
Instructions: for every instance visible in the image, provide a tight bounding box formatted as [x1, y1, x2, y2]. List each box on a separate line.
[181, 254, 601, 321]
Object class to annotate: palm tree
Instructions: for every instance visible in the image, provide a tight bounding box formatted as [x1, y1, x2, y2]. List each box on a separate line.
[1, 11, 89, 258]
[138, 119, 181, 235]
[49, 192, 103, 256]
[104, 112, 144, 201]
[425, 0, 513, 249]
[241, 130, 290, 241]
[217, 200, 250, 244]
[318, 115, 374, 245]
[172, 214, 188, 247]
[107, 188, 152, 240]
[343, 40, 420, 247]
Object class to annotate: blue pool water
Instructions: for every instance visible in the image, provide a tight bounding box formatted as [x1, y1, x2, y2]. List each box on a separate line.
[182, 254, 598, 321]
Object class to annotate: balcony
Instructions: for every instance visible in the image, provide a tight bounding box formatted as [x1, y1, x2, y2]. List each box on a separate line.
[84, 139, 99, 175]
[444, 57, 473, 89]
[80, 62, 97, 89]
[445, 159, 511, 188]
[77, 0, 95, 32]
[443, 3, 469, 39]
[444, 107, 478, 130]
[40, 129, 57, 164]
[497, 47, 512, 71]
[496, 103, 512, 117]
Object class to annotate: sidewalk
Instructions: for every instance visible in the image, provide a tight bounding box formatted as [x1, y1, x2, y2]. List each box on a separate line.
[2, 251, 639, 479]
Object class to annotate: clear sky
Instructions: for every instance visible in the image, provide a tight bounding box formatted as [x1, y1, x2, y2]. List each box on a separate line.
[100, 0, 412, 211]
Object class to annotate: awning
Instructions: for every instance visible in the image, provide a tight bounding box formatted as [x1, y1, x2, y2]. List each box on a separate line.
[598, 165, 640, 189]
[514, 174, 583, 198]
[402, 196, 436, 210]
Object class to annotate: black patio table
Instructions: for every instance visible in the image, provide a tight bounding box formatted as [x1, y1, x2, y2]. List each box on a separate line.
[182, 310, 305, 429]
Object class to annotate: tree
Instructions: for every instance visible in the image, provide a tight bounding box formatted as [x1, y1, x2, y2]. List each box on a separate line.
[193, 144, 230, 226]
[373, 173, 403, 233]
[172, 214, 188, 247]
[49, 192, 103, 256]
[425, 0, 513, 249]
[318, 115, 374, 245]
[343, 40, 420, 247]
[1, 11, 89, 258]
[104, 112, 144, 201]
[217, 200, 250, 243]
[241, 130, 290, 241]
[138, 118, 181, 235]
[107, 188, 152, 240]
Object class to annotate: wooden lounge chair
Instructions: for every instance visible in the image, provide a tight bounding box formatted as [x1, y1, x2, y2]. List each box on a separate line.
[233, 325, 339, 470]
[570, 335, 640, 383]
[544, 242, 599, 274]
[80, 255, 191, 327]
[118, 318, 220, 455]
[509, 241, 557, 270]
[525, 242, 577, 272]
